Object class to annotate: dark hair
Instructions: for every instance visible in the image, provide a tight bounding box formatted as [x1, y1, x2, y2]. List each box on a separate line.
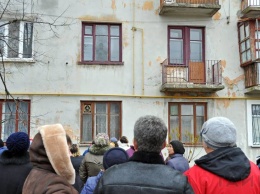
[70, 144, 81, 157]
[66, 134, 72, 147]
[0, 139, 4, 147]
[120, 136, 129, 144]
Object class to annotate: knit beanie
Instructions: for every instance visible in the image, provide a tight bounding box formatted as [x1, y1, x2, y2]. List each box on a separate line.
[6, 132, 30, 155]
[103, 147, 129, 170]
[169, 140, 185, 154]
[94, 133, 110, 146]
[110, 137, 118, 143]
[200, 117, 237, 150]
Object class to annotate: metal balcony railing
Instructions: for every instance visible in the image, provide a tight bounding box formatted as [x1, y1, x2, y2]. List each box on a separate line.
[244, 63, 260, 88]
[162, 59, 222, 85]
[161, 0, 219, 5]
[241, 0, 260, 11]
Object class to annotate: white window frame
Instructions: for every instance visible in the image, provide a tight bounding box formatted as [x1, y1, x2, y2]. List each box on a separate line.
[0, 20, 34, 62]
[247, 100, 260, 147]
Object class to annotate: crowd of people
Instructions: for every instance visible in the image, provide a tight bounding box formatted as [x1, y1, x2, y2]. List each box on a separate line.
[0, 115, 260, 194]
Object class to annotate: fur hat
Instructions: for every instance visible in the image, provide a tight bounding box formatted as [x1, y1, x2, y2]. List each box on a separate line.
[201, 117, 237, 150]
[94, 133, 110, 146]
[110, 137, 118, 143]
[103, 147, 129, 170]
[169, 140, 185, 154]
[6, 132, 29, 155]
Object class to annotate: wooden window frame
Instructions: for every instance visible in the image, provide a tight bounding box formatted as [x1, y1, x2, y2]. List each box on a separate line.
[168, 102, 207, 145]
[0, 100, 31, 141]
[80, 101, 122, 144]
[81, 23, 123, 65]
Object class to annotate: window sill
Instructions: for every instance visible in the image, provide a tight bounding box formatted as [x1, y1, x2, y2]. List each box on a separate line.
[78, 61, 124, 65]
[2, 58, 35, 63]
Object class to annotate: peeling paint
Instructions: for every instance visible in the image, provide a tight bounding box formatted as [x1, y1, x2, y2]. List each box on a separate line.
[78, 15, 119, 22]
[148, 61, 152, 66]
[155, 7, 160, 15]
[111, 0, 116, 10]
[123, 26, 129, 48]
[223, 74, 244, 90]
[156, 56, 162, 63]
[217, 99, 231, 108]
[154, 101, 162, 105]
[232, 92, 236, 97]
[213, 11, 221, 20]
[220, 60, 226, 69]
[142, 1, 154, 11]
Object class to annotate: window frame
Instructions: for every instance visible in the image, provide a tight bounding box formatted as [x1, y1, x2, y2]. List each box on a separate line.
[0, 100, 31, 141]
[168, 102, 207, 145]
[168, 26, 205, 66]
[0, 20, 33, 60]
[247, 100, 260, 147]
[80, 101, 122, 144]
[238, 21, 252, 65]
[81, 23, 123, 65]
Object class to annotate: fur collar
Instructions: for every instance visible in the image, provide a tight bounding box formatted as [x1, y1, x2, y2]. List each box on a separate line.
[89, 144, 110, 155]
[129, 151, 165, 164]
[39, 124, 75, 184]
[0, 151, 30, 165]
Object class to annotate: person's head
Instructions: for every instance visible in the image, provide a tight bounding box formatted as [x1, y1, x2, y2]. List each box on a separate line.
[120, 136, 129, 144]
[6, 132, 30, 155]
[103, 147, 129, 170]
[66, 134, 72, 147]
[168, 140, 185, 155]
[133, 115, 167, 153]
[0, 138, 4, 148]
[200, 117, 237, 153]
[70, 144, 81, 157]
[94, 133, 110, 147]
[110, 137, 119, 148]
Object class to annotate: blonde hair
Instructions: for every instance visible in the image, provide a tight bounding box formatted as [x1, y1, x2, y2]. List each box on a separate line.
[70, 144, 81, 157]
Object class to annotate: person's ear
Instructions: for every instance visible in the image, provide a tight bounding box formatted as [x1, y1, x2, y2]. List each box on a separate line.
[133, 138, 138, 151]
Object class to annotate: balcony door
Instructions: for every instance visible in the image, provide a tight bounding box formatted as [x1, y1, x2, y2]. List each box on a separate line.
[168, 26, 205, 83]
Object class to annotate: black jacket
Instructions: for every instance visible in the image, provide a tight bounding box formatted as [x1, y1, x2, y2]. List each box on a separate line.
[94, 151, 194, 194]
[0, 150, 32, 194]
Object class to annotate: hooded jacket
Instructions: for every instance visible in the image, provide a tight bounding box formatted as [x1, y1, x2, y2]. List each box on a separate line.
[22, 124, 78, 194]
[185, 147, 260, 194]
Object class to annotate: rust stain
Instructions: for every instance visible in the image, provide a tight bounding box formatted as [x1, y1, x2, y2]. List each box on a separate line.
[217, 99, 231, 109]
[123, 25, 129, 48]
[232, 92, 236, 97]
[148, 61, 152, 66]
[220, 60, 226, 70]
[142, 1, 154, 11]
[155, 7, 160, 15]
[223, 74, 244, 90]
[212, 11, 221, 20]
[78, 15, 119, 22]
[123, 3, 126, 8]
[111, 0, 116, 10]
[156, 56, 162, 62]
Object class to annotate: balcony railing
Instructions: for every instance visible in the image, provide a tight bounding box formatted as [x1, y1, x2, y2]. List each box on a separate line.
[161, 59, 224, 93]
[159, 0, 221, 16]
[241, 0, 260, 18]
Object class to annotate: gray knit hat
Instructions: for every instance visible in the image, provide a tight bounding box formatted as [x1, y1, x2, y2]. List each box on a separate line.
[200, 117, 237, 150]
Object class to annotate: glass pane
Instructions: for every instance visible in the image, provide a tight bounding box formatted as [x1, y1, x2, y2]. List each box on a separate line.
[110, 37, 119, 61]
[84, 36, 93, 61]
[170, 105, 178, 115]
[0, 22, 5, 56]
[246, 39, 250, 49]
[96, 115, 107, 134]
[82, 114, 92, 142]
[196, 116, 204, 142]
[181, 104, 193, 115]
[257, 51, 260, 59]
[242, 52, 247, 63]
[245, 23, 249, 38]
[190, 41, 202, 61]
[18, 101, 29, 133]
[96, 103, 106, 113]
[23, 23, 33, 58]
[241, 42, 246, 52]
[256, 41, 260, 49]
[239, 25, 245, 40]
[181, 116, 194, 142]
[190, 29, 202, 40]
[95, 37, 108, 61]
[110, 103, 120, 114]
[2, 102, 16, 141]
[96, 25, 108, 36]
[85, 26, 92, 34]
[8, 22, 20, 58]
[111, 26, 119, 36]
[170, 39, 183, 63]
[247, 50, 251, 60]
[252, 105, 260, 145]
[255, 31, 260, 40]
[196, 105, 204, 116]
[169, 116, 179, 140]
[170, 29, 182, 38]
[110, 115, 120, 139]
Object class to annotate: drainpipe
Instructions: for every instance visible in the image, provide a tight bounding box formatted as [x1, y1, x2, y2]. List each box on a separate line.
[132, 0, 136, 95]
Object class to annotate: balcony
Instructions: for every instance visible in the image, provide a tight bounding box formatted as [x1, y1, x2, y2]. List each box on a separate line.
[160, 59, 224, 93]
[241, 0, 260, 18]
[244, 62, 260, 94]
[159, 0, 221, 17]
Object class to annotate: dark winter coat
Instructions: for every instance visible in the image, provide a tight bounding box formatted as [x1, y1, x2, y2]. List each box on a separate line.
[71, 155, 84, 193]
[185, 147, 260, 194]
[94, 151, 194, 194]
[166, 153, 189, 173]
[0, 150, 32, 194]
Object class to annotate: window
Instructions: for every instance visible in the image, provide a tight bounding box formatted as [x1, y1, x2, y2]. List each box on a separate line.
[238, 22, 251, 64]
[168, 102, 207, 144]
[0, 21, 33, 58]
[247, 100, 260, 147]
[80, 101, 121, 143]
[0, 100, 30, 141]
[82, 23, 122, 64]
[168, 26, 205, 65]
